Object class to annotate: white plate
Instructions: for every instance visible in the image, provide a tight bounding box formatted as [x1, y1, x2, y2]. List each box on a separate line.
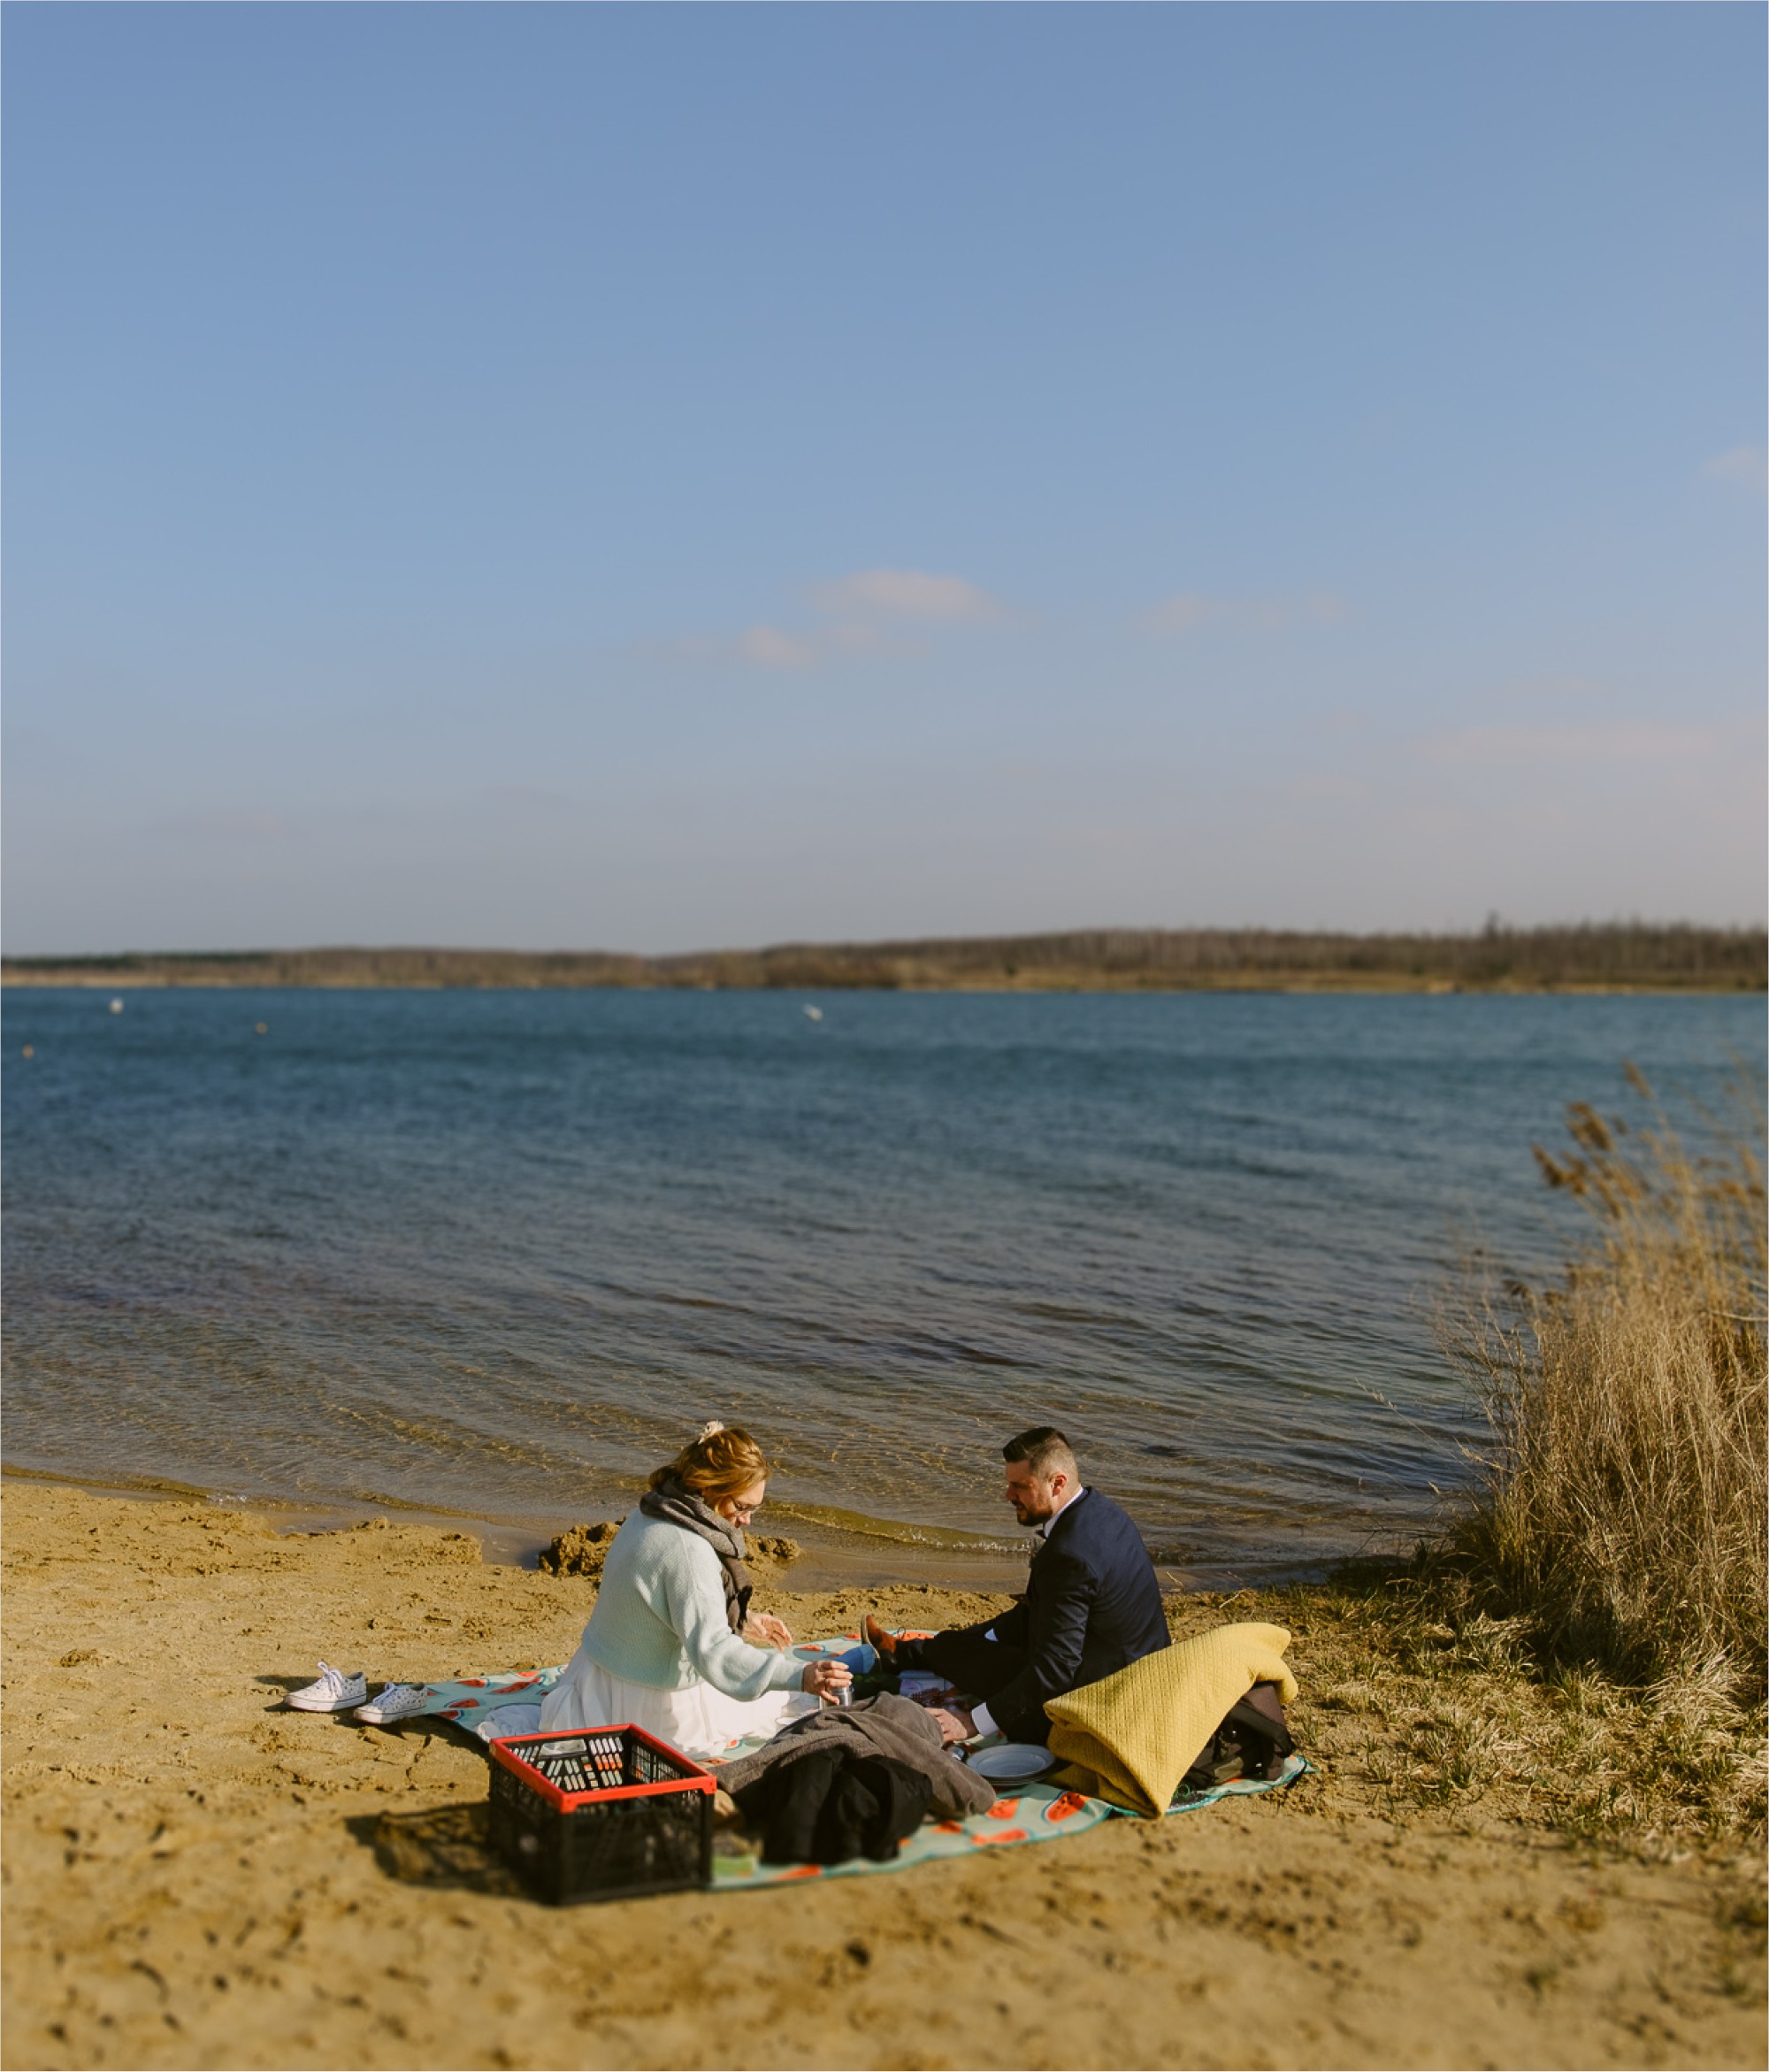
[967, 1742, 1057, 1781]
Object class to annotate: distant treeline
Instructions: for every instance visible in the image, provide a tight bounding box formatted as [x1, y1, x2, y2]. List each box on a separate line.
[4, 923, 1764, 992]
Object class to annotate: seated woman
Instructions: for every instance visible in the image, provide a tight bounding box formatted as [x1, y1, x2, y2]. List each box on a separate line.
[539, 1422, 850, 1758]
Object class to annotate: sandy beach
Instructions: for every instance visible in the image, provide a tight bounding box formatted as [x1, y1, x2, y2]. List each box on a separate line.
[4, 1480, 1763, 2072]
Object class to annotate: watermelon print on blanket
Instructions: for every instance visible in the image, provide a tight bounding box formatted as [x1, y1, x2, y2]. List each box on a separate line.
[707, 1754, 1305, 1889]
[404, 1665, 563, 1731]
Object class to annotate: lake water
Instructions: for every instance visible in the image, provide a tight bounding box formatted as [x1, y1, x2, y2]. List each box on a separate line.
[4, 986, 1760, 1583]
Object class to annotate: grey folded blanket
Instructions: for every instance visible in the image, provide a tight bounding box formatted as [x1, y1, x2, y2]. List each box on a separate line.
[717, 1695, 997, 1819]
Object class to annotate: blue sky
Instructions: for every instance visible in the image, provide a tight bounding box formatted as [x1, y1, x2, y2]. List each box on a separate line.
[4, 4, 1763, 955]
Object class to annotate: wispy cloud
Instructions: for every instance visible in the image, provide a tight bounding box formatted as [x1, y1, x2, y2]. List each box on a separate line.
[1417, 719, 1736, 767]
[810, 568, 1005, 624]
[657, 627, 820, 671]
[1145, 593, 1219, 633]
[1480, 674, 1613, 710]
[153, 809, 295, 840]
[1141, 588, 1347, 635]
[1703, 445, 1767, 493]
[667, 567, 1007, 670]
[735, 625, 820, 669]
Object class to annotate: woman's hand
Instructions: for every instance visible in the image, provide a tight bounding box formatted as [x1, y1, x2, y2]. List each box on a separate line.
[800, 1660, 853, 1700]
[743, 1611, 793, 1650]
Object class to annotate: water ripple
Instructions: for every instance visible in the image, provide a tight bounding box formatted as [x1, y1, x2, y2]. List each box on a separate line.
[4, 986, 1759, 1580]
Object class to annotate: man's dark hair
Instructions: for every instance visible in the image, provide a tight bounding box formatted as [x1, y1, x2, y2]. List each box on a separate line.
[1003, 1426, 1079, 1481]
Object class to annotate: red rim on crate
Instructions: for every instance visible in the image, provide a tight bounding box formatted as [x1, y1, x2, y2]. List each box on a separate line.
[485, 1724, 717, 1904]
[489, 1724, 716, 1814]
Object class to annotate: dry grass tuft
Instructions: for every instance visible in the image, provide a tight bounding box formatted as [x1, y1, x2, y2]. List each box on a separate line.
[1444, 1066, 1765, 1700]
[1200, 1073, 1767, 1860]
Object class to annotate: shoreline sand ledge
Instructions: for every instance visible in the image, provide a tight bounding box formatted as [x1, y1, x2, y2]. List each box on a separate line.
[4, 1482, 1762, 2071]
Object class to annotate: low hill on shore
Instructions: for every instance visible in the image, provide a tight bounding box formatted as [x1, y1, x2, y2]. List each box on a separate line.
[4, 921, 1763, 992]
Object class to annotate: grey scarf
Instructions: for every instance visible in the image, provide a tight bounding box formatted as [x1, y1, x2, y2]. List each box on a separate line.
[639, 1477, 754, 1634]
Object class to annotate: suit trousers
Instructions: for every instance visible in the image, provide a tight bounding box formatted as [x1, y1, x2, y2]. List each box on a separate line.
[901, 1623, 1028, 1700]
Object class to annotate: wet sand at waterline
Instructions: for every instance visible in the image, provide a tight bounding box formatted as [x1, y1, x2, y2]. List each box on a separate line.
[4, 1484, 1762, 2072]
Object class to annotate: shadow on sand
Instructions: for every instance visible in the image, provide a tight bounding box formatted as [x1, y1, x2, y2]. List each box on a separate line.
[348, 1801, 530, 1899]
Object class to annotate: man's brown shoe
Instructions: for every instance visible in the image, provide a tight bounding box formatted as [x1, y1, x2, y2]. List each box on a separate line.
[862, 1614, 900, 1660]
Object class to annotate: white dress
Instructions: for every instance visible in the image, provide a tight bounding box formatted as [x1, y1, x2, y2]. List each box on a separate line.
[538, 1654, 814, 1760]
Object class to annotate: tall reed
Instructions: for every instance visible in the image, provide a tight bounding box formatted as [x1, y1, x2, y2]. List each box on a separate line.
[1447, 1067, 1766, 1698]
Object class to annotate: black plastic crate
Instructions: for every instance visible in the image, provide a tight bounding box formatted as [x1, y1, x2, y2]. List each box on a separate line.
[486, 1724, 715, 1905]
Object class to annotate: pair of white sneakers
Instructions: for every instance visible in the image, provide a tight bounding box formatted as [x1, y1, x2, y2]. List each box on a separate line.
[285, 1661, 431, 1726]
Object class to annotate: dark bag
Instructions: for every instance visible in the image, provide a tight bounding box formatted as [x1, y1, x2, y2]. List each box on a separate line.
[1181, 1679, 1296, 1792]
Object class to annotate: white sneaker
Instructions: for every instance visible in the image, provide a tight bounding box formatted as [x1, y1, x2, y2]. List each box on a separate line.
[286, 1661, 368, 1712]
[353, 1683, 432, 1726]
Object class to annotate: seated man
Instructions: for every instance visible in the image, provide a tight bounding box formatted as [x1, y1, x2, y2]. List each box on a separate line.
[865, 1426, 1168, 1746]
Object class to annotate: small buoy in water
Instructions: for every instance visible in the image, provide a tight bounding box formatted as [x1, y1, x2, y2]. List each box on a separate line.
[255, 1022, 268, 1035]
[802, 1005, 823, 1022]
[109, 998, 124, 1014]
[21, 1045, 34, 1059]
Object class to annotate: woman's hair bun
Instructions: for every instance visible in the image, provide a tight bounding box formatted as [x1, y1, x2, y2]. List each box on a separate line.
[653, 1420, 768, 1503]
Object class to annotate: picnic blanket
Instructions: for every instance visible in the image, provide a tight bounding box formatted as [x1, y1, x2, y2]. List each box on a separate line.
[1045, 1620, 1298, 1818]
[380, 1633, 1305, 1890]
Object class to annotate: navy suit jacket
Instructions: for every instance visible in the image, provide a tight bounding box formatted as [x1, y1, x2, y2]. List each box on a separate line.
[984, 1487, 1168, 1744]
